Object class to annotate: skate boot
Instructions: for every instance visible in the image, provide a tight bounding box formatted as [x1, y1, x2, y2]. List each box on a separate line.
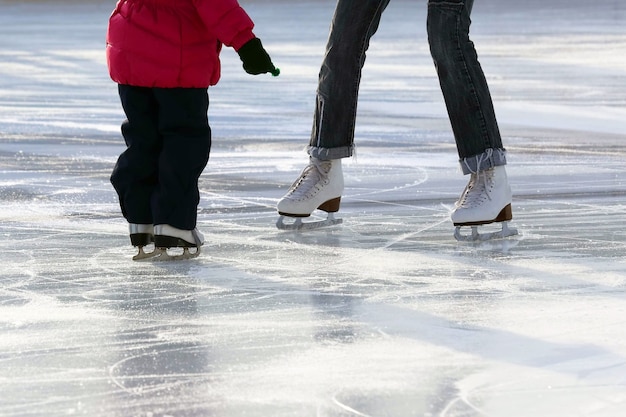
[129, 223, 155, 261]
[276, 157, 344, 230]
[452, 165, 518, 241]
[149, 224, 205, 261]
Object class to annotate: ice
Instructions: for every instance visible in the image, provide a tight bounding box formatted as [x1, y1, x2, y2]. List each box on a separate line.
[1, 0, 625, 416]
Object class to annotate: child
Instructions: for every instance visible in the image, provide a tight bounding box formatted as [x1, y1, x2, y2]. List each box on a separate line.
[106, 0, 278, 260]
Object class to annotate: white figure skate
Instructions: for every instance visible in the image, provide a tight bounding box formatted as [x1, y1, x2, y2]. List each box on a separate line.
[452, 165, 518, 241]
[276, 158, 344, 230]
[136, 224, 204, 261]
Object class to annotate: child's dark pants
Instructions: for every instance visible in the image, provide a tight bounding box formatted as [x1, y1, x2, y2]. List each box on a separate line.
[111, 85, 211, 230]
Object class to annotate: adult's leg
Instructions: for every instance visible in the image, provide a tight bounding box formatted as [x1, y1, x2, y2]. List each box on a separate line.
[427, 0, 506, 174]
[308, 0, 391, 160]
[277, 0, 390, 219]
[428, 1, 515, 234]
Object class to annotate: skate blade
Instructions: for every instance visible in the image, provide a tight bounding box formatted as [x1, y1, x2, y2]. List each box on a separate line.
[132, 245, 158, 261]
[454, 222, 518, 242]
[133, 246, 201, 261]
[276, 213, 343, 231]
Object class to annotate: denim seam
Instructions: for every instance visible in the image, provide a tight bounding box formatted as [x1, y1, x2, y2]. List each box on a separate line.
[315, 96, 325, 149]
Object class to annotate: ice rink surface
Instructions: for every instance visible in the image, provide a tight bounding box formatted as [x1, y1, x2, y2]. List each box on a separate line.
[1, 0, 625, 416]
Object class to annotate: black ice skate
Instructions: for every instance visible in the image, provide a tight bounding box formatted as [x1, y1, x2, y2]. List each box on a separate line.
[135, 225, 204, 261]
[129, 223, 156, 261]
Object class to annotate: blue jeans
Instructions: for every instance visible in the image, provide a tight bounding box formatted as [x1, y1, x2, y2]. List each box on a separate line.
[308, 0, 506, 174]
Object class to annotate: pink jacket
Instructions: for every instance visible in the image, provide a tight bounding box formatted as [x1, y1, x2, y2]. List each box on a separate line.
[106, 0, 256, 88]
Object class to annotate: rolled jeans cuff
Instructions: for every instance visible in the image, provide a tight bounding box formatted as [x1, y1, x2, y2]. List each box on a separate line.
[460, 148, 507, 175]
[307, 145, 354, 161]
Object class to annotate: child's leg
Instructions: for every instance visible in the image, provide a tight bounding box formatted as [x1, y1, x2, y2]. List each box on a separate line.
[151, 88, 211, 231]
[111, 84, 160, 224]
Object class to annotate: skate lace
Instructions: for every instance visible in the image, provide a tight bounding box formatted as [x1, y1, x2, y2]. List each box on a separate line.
[456, 149, 494, 208]
[456, 167, 495, 209]
[285, 160, 330, 200]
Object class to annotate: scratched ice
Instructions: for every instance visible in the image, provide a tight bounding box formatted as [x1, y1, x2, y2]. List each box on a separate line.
[0, 0, 625, 416]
